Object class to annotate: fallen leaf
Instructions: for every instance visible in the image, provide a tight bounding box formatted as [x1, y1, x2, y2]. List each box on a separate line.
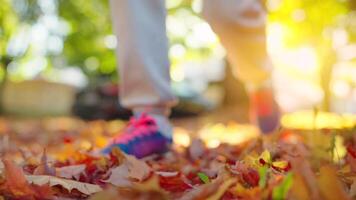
[26, 175, 102, 195]
[197, 172, 210, 184]
[104, 165, 132, 187]
[105, 148, 150, 187]
[289, 173, 311, 200]
[33, 149, 56, 176]
[317, 165, 350, 200]
[91, 176, 169, 200]
[155, 171, 179, 177]
[350, 178, 356, 198]
[56, 164, 86, 180]
[232, 183, 261, 200]
[124, 154, 150, 181]
[0, 160, 3, 175]
[179, 178, 235, 200]
[88, 187, 119, 200]
[1, 157, 34, 197]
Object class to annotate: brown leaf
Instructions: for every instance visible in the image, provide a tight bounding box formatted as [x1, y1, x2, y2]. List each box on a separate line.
[91, 176, 168, 200]
[317, 165, 351, 200]
[0, 160, 3, 175]
[350, 178, 356, 198]
[179, 178, 235, 200]
[26, 175, 102, 195]
[105, 148, 150, 187]
[88, 187, 119, 200]
[104, 165, 132, 187]
[289, 173, 312, 200]
[56, 164, 86, 180]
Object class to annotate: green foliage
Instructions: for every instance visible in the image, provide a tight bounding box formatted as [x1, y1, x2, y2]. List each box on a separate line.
[58, 0, 117, 79]
[272, 173, 293, 200]
[258, 166, 268, 188]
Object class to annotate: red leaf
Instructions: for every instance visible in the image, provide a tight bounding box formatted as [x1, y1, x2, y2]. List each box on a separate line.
[242, 168, 259, 187]
[159, 174, 192, 193]
[1, 157, 35, 197]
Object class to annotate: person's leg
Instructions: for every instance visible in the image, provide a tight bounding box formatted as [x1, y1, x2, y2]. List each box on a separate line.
[105, 0, 177, 157]
[202, 0, 280, 133]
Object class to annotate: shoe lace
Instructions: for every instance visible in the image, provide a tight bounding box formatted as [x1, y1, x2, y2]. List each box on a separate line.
[127, 113, 156, 128]
[111, 113, 157, 144]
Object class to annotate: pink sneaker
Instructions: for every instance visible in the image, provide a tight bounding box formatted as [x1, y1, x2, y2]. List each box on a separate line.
[102, 114, 172, 158]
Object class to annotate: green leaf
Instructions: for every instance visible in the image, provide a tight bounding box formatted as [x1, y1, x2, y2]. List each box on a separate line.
[258, 166, 268, 188]
[197, 172, 210, 184]
[272, 173, 293, 200]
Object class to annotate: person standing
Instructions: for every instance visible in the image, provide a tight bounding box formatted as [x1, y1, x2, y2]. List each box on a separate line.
[102, 0, 280, 158]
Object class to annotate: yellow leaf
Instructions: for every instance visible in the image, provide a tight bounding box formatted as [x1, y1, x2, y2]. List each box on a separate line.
[260, 150, 272, 164]
[272, 161, 289, 169]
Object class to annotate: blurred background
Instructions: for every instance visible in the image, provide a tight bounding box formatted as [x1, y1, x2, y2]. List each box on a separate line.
[0, 0, 356, 119]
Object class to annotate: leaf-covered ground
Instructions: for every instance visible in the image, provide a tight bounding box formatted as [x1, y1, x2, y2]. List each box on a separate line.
[0, 116, 355, 200]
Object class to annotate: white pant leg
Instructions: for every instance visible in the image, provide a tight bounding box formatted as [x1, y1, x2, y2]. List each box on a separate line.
[110, 0, 177, 116]
[203, 0, 272, 88]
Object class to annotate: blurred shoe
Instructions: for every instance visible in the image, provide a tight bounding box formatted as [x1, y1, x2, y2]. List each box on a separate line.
[102, 113, 172, 158]
[249, 88, 280, 134]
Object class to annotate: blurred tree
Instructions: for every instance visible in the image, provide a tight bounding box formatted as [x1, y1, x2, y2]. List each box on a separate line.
[268, 0, 351, 111]
[58, 0, 117, 83]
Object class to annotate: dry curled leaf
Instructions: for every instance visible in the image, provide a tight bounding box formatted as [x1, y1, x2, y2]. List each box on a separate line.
[105, 148, 150, 187]
[26, 175, 102, 195]
[33, 149, 56, 176]
[179, 177, 236, 200]
[56, 164, 86, 180]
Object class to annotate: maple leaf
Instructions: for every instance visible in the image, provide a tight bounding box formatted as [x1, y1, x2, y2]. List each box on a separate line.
[26, 175, 102, 195]
[1, 157, 35, 197]
[104, 147, 150, 187]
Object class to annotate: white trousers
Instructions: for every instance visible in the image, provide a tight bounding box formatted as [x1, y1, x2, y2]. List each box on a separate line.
[110, 0, 271, 116]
